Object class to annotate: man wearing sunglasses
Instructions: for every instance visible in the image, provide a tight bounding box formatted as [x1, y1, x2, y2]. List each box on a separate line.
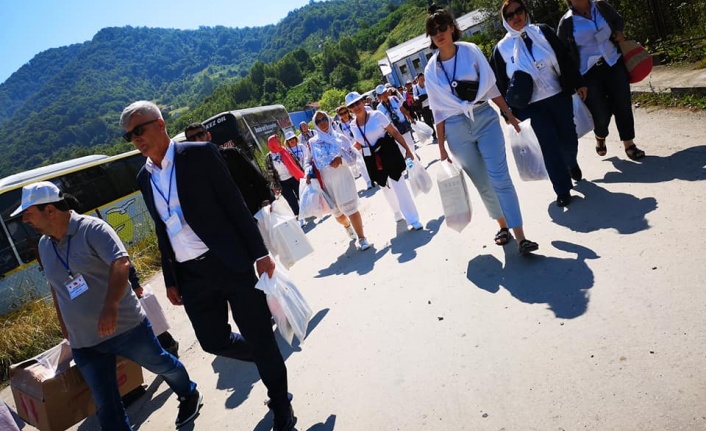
[184, 123, 274, 215]
[120, 101, 296, 431]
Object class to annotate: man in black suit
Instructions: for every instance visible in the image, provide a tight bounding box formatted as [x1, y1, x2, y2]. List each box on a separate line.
[184, 123, 274, 215]
[120, 101, 296, 431]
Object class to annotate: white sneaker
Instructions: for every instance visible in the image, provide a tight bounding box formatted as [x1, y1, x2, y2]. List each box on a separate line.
[345, 224, 357, 240]
[409, 221, 423, 231]
[358, 238, 371, 251]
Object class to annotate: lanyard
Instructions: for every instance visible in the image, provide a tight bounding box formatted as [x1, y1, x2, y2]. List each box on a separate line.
[355, 111, 373, 147]
[150, 163, 175, 216]
[438, 45, 459, 95]
[522, 33, 536, 61]
[52, 236, 73, 279]
[288, 145, 302, 161]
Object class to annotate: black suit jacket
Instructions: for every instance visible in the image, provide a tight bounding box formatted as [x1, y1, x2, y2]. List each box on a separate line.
[137, 142, 269, 288]
[219, 147, 274, 215]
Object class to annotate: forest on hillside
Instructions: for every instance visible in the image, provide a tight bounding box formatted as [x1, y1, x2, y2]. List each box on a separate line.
[0, 0, 703, 178]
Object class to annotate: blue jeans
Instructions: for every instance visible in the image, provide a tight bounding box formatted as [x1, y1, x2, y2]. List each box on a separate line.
[515, 92, 578, 196]
[445, 103, 523, 228]
[583, 57, 635, 141]
[72, 319, 196, 431]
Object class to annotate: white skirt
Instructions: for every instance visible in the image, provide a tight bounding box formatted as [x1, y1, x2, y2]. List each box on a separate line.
[320, 165, 359, 216]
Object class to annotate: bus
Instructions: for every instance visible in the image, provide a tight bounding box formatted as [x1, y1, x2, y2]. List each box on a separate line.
[0, 104, 295, 315]
[0, 151, 150, 315]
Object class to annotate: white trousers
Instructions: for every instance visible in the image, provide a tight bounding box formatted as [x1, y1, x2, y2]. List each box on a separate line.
[381, 176, 419, 224]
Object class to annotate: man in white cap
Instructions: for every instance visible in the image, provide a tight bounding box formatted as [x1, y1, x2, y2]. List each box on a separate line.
[375, 84, 417, 155]
[12, 181, 202, 430]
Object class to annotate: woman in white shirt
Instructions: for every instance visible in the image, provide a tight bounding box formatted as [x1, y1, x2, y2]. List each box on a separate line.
[345, 91, 424, 231]
[491, 0, 587, 207]
[265, 135, 305, 217]
[424, 4, 538, 254]
[308, 111, 370, 251]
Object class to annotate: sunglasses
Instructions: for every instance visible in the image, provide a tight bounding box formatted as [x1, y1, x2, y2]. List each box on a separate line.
[503, 5, 525, 20]
[428, 23, 449, 37]
[337, 110, 349, 116]
[314, 117, 329, 125]
[122, 119, 158, 142]
[186, 130, 206, 141]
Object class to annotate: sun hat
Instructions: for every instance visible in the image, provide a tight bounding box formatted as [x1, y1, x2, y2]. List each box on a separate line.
[345, 91, 365, 107]
[284, 130, 297, 141]
[375, 84, 386, 95]
[11, 181, 63, 217]
[384, 82, 393, 88]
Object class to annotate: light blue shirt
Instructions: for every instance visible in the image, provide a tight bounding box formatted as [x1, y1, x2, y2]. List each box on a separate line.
[570, 3, 621, 74]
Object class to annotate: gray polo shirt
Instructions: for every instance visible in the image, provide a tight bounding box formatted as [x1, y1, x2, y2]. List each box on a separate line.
[38, 211, 144, 348]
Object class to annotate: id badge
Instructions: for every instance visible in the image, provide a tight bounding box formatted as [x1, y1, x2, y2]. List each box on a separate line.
[362, 146, 372, 157]
[65, 274, 89, 300]
[165, 213, 183, 236]
[535, 61, 547, 73]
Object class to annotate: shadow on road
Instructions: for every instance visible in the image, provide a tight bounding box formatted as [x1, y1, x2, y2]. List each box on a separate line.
[549, 181, 657, 234]
[466, 240, 598, 319]
[389, 216, 443, 263]
[316, 240, 391, 277]
[596, 145, 706, 184]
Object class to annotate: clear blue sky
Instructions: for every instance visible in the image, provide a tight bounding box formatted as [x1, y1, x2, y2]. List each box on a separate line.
[0, 0, 317, 84]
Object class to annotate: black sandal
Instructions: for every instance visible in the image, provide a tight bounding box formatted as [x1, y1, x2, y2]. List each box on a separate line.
[595, 137, 607, 156]
[625, 144, 645, 160]
[494, 228, 511, 246]
[518, 239, 539, 255]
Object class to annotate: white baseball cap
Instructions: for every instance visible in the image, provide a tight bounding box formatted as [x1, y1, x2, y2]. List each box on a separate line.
[284, 130, 297, 141]
[11, 181, 63, 217]
[375, 84, 386, 95]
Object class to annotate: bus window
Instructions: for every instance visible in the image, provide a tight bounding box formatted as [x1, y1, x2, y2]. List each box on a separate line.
[60, 166, 118, 211]
[5, 218, 40, 265]
[0, 225, 19, 275]
[102, 157, 142, 199]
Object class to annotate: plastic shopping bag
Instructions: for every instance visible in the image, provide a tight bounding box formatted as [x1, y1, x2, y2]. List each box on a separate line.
[255, 266, 313, 346]
[255, 200, 313, 268]
[506, 119, 549, 181]
[436, 160, 472, 232]
[139, 283, 170, 335]
[407, 159, 433, 196]
[572, 93, 594, 139]
[411, 122, 434, 145]
[297, 178, 333, 220]
[339, 138, 358, 167]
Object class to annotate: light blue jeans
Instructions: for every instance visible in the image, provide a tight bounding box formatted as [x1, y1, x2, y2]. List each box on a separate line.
[444, 103, 523, 228]
[72, 318, 196, 431]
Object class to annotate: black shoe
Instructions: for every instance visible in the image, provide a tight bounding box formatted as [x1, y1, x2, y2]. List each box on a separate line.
[175, 389, 203, 428]
[570, 165, 583, 181]
[556, 193, 572, 207]
[165, 340, 180, 358]
[272, 404, 297, 431]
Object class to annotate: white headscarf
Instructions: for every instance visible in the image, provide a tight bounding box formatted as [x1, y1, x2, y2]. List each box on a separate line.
[310, 111, 355, 169]
[499, 13, 560, 87]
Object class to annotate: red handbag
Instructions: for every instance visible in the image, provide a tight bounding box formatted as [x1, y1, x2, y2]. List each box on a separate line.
[619, 40, 653, 83]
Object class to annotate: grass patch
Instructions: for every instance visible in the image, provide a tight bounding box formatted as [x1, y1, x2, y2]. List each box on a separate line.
[633, 90, 706, 110]
[0, 231, 160, 387]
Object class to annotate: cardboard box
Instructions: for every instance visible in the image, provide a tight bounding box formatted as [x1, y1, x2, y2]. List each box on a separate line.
[10, 341, 143, 431]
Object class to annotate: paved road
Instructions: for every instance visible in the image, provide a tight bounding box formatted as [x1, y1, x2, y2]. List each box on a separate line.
[3, 105, 706, 431]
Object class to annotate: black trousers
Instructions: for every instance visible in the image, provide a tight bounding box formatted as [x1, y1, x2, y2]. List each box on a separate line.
[177, 252, 289, 410]
[583, 57, 635, 141]
[420, 105, 436, 138]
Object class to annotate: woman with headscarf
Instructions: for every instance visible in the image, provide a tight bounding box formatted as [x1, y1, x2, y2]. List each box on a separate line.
[557, 0, 645, 160]
[345, 91, 424, 231]
[423, 4, 539, 254]
[265, 134, 305, 218]
[490, 0, 587, 207]
[308, 110, 371, 251]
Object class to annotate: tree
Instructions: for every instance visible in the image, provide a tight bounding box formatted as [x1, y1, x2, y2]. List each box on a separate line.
[319, 88, 349, 113]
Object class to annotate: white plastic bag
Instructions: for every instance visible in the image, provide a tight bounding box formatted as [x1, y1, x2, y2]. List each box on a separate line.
[411, 122, 434, 145]
[297, 178, 333, 220]
[436, 160, 472, 232]
[407, 159, 433, 196]
[139, 283, 170, 335]
[255, 200, 313, 268]
[506, 119, 549, 181]
[255, 266, 312, 346]
[573, 93, 594, 138]
[339, 139, 358, 167]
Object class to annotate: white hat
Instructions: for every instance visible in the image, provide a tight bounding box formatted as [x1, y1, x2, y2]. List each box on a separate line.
[345, 91, 365, 107]
[284, 130, 297, 141]
[11, 181, 63, 217]
[375, 84, 386, 95]
[384, 82, 393, 88]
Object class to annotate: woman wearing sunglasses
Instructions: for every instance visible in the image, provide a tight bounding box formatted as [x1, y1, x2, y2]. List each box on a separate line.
[345, 91, 424, 231]
[557, 0, 645, 161]
[336, 105, 374, 190]
[423, 4, 538, 254]
[490, 0, 587, 207]
[308, 110, 370, 251]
